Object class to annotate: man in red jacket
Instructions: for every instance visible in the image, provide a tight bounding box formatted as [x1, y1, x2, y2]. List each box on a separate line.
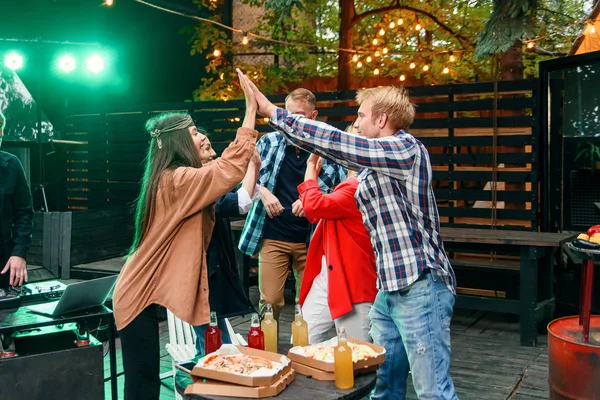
[298, 151, 377, 344]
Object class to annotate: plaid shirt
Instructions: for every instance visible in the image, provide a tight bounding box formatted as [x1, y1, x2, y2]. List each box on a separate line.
[269, 109, 456, 294]
[238, 131, 346, 256]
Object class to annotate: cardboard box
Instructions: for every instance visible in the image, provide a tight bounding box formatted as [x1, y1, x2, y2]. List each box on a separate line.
[191, 345, 292, 387]
[291, 361, 377, 381]
[184, 368, 295, 398]
[287, 337, 385, 373]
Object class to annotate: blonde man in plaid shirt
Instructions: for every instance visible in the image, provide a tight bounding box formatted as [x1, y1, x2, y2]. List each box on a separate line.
[237, 69, 457, 400]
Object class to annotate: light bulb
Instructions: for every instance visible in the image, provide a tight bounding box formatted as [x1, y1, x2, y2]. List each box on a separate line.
[242, 35, 249, 45]
[375, 51, 380, 57]
[527, 42, 534, 49]
[372, 38, 378, 45]
[397, 18, 403, 25]
[415, 24, 422, 31]
[374, 68, 380, 75]
[389, 22, 395, 29]
[409, 62, 416, 69]
[382, 48, 388, 54]
[213, 49, 221, 57]
[449, 54, 456, 62]
[366, 56, 372, 62]
[592, 25, 596, 34]
[423, 64, 429, 71]
[400, 75, 406, 81]
[356, 61, 363, 68]
[352, 54, 358, 62]
[443, 67, 449, 74]
[379, 28, 385, 36]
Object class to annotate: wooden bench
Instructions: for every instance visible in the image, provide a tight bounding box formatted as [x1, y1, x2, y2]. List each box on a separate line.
[441, 227, 575, 346]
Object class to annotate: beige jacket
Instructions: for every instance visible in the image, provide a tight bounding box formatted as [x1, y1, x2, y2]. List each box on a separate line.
[113, 127, 257, 330]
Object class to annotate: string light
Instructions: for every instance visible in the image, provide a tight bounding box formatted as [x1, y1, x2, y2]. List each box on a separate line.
[374, 68, 380, 75]
[213, 49, 221, 57]
[409, 62, 416, 69]
[375, 51, 380, 57]
[352, 54, 358, 62]
[372, 38, 378, 45]
[400, 75, 406, 81]
[219, 72, 224, 80]
[382, 48, 388, 54]
[389, 22, 395, 29]
[379, 28, 386, 36]
[449, 54, 456, 62]
[242, 32, 249, 45]
[105, 0, 114, 5]
[443, 67, 450, 74]
[415, 24, 422, 31]
[526, 42, 534, 49]
[356, 61, 363, 68]
[423, 64, 429, 71]
[366, 56, 372, 62]
[397, 18, 403, 25]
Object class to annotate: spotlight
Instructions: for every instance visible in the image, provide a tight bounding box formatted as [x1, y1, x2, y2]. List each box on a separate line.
[4, 52, 23, 71]
[58, 55, 76, 73]
[86, 55, 105, 73]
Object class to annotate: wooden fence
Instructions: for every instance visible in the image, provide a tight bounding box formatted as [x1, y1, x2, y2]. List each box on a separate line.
[58, 79, 539, 233]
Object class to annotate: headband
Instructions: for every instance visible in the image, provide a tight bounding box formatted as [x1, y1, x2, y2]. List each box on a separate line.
[149, 114, 195, 149]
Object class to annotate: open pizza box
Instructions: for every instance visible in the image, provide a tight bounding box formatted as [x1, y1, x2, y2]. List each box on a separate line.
[185, 368, 295, 398]
[287, 337, 385, 378]
[191, 344, 292, 387]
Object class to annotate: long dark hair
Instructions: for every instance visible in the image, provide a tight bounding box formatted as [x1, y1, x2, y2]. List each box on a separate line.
[128, 112, 202, 256]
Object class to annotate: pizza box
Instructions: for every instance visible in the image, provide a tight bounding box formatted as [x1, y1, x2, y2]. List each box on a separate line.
[291, 361, 377, 381]
[185, 368, 295, 398]
[191, 345, 292, 387]
[287, 337, 385, 373]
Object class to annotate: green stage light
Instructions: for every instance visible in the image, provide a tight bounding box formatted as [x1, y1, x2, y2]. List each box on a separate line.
[86, 55, 104, 73]
[4, 52, 23, 71]
[58, 55, 76, 73]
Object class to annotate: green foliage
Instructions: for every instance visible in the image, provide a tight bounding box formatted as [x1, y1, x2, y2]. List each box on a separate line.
[575, 141, 600, 172]
[189, 0, 588, 99]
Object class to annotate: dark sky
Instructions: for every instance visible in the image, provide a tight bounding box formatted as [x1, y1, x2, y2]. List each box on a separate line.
[0, 0, 209, 121]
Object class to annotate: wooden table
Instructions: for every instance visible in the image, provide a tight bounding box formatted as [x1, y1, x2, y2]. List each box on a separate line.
[174, 366, 376, 400]
[441, 228, 575, 346]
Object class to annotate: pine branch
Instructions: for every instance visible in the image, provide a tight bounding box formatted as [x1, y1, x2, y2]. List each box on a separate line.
[352, 2, 473, 49]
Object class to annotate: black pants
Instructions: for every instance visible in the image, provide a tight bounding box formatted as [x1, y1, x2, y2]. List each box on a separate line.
[119, 304, 160, 400]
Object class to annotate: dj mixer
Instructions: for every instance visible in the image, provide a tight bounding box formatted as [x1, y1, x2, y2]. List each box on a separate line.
[0, 281, 67, 310]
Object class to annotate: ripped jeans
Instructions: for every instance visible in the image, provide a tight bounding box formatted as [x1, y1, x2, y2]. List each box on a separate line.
[370, 271, 458, 400]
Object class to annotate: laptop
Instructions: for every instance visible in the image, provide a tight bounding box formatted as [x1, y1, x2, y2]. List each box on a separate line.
[26, 275, 118, 317]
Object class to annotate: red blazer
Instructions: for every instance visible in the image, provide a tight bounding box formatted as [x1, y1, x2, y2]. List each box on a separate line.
[297, 177, 377, 319]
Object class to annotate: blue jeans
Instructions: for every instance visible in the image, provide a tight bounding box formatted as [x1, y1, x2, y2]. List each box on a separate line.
[193, 318, 232, 356]
[370, 272, 458, 400]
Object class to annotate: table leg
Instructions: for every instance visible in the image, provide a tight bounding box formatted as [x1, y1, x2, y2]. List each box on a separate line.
[108, 315, 118, 400]
[520, 246, 538, 347]
[579, 260, 588, 326]
[581, 259, 594, 344]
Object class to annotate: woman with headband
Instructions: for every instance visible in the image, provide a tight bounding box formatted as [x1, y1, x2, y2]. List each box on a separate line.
[112, 71, 258, 399]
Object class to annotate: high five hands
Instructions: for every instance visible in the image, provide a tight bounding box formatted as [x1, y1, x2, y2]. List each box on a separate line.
[236, 69, 277, 119]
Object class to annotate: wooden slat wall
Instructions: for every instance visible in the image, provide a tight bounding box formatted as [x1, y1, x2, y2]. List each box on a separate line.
[59, 80, 539, 231]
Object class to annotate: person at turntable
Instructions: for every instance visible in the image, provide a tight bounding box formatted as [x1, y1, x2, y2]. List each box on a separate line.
[0, 111, 34, 289]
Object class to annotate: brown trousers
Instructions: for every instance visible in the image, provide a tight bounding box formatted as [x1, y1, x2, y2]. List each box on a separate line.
[258, 239, 307, 321]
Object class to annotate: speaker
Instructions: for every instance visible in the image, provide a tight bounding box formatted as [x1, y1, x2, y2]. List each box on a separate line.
[0, 324, 104, 400]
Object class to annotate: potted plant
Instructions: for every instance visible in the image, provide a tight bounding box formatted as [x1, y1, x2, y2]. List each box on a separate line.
[575, 141, 600, 173]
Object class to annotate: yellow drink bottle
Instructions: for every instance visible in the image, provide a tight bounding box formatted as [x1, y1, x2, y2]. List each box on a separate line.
[291, 305, 309, 347]
[334, 327, 354, 389]
[261, 304, 278, 353]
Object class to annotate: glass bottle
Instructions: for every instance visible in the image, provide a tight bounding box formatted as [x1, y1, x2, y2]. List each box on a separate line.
[204, 311, 222, 355]
[261, 304, 278, 353]
[291, 304, 309, 347]
[247, 313, 265, 350]
[334, 327, 354, 389]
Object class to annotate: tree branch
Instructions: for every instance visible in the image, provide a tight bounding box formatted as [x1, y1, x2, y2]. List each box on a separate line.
[352, 4, 472, 49]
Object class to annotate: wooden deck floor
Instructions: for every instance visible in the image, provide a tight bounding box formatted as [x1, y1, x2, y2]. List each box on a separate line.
[99, 286, 550, 400]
